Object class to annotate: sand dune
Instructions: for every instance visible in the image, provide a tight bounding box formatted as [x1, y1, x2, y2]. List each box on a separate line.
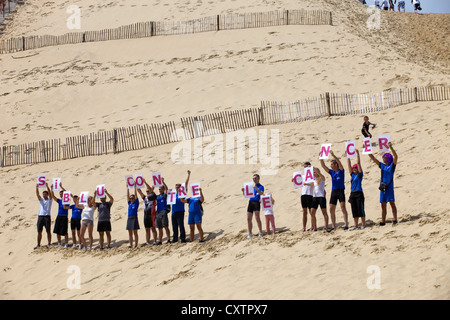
[0, 0, 449, 300]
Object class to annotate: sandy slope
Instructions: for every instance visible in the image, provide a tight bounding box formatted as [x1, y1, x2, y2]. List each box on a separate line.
[0, 0, 449, 300]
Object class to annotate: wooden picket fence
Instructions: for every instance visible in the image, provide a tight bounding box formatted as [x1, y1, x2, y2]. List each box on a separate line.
[0, 9, 332, 54]
[1, 86, 448, 167]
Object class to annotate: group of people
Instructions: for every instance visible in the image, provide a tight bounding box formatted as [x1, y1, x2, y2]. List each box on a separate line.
[35, 170, 205, 250]
[367, 0, 422, 13]
[35, 115, 399, 250]
[243, 116, 398, 237]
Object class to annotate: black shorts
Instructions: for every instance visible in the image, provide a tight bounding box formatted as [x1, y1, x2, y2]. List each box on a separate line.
[155, 210, 169, 228]
[361, 129, 370, 137]
[330, 189, 346, 205]
[144, 212, 153, 228]
[349, 191, 365, 218]
[97, 221, 112, 232]
[311, 197, 327, 210]
[301, 195, 313, 209]
[37, 215, 51, 232]
[53, 215, 68, 235]
[70, 218, 81, 230]
[247, 200, 261, 213]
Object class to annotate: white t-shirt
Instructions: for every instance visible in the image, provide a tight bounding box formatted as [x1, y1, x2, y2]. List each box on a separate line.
[301, 179, 314, 196]
[262, 193, 274, 216]
[313, 179, 326, 198]
[412, 0, 420, 5]
[38, 198, 52, 216]
[82, 205, 95, 221]
[375, 0, 380, 5]
[382, 0, 389, 7]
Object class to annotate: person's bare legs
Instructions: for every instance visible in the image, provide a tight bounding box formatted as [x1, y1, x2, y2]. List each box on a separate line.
[302, 208, 308, 231]
[310, 208, 317, 231]
[254, 211, 263, 235]
[329, 204, 337, 229]
[196, 223, 204, 241]
[321, 208, 329, 231]
[340, 201, 349, 228]
[133, 230, 139, 247]
[381, 202, 387, 224]
[389, 201, 397, 222]
[247, 211, 253, 236]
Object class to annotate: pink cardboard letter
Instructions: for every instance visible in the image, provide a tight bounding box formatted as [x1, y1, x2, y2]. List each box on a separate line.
[346, 141, 356, 159]
[152, 172, 163, 187]
[292, 171, 303, 189]
[96, 184, 105, 198]
[190, 183, 201, 198]
[178, 183, 187, 199]
[378, 135, 390, 153]
[362, 137, 372, 155]
[243, 182, 254, 199]
[261, 194, 273, 210]
[319, 143, 332, 160]
[37, 175, 46, 188]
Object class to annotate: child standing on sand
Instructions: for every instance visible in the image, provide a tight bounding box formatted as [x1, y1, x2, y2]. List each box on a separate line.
[254, 187, 276, 235]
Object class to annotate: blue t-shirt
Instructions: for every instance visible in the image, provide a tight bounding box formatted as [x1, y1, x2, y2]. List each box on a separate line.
[70, 204, 83, 219]
[329, 169, 345, 190]
[157, 194, 167, 212]
[186, 197, 202, 214]
[380, 163, 396, 185]
[57, 199, 69, 216]
[172, 194, 185, 213]
[350, 172, 364, 192]
[250, 183, 264, 202]
[128, 198, 139, 217]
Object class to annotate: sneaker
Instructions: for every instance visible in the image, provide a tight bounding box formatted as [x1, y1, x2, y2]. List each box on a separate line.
[34, 245, 40, 250]
[360, 225, 366, 230]
[247, 234, 253, 239]
[258, 232, 263, 237]
[343, 226, 349, 231]
[72, 244, 77, 248]
[64, 243, 69, 248]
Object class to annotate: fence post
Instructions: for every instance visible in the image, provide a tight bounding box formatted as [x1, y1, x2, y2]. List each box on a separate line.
[286, 10, 289, 25]
[217, 15, 220, 31]
[325, 92, 331, 116]
[150, 21, 155, 36]
[414, 87, 418, 102]
[22, 36, 25, 51]
[113, 129, 118, 153]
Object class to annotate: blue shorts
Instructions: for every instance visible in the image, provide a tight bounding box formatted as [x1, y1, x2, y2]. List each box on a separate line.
[398, 1, 405, 9]
[380, 184, 395, 203]
[188, 210, 202, 225]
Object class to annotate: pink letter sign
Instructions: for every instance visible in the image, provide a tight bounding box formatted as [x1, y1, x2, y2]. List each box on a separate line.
[319, 143, 332, 160]
[362, 137, 372, 155]
[261, 194, 273, 210]
[178, 183, 187, 199]
[378, 135, 390, 153]
[346, 141, 356, 159]
[96, 184, 106, 198]
[79, 191, 89, 205]
[152, 172, 163, 187]
[167, 190, 177, 205]
[37, 175, 46, 188]
[243, 182, 254, 198]
[292, 171, 303, 189]
[304, 166, 314, 184]
[190, 183, 201, 198]
[62, 191, 71, 205]
[135, 174, 145, 189]
[52, 178, 61, 191]
[125, 175, 135, 189]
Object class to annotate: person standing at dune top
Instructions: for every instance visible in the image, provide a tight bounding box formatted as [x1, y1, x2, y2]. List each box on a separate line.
[308, 167, 330, 232]
[171, 170, 191, 244]
[50, 183, 70, 248]
[320, 150, 349, 230]
[155, 177, 171, 245]
[35, 183, 53, 249]
[362, 116, 376, 139]
[293, 162, 314, 232]
[137, 179, 158, 246]
[369, 142, 398, 226]
[398, 0, 406, 12]
[80, 195, 96, 251]
[242, 174, 264, 238]
[64, 195, 83, 248]
[348, 149, 366, 230]
[181, 186, 205, 242]
[126, 185, 140, 248]
[96, 189, 114, 250]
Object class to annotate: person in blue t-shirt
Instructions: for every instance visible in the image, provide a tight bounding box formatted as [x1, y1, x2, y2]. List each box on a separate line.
[181, 186, 205, 243]
[241, 174, 264, 238]
[50, 183, 70, 247]
[64, 195, 84, 248]
[369, 141, 398, 226]
[320, 150, 349, 231]
[126, 185, 140, 248]
[171, 170, 191, 244]
[155, 177, 170, 245]
[347, 149, 366, 230]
